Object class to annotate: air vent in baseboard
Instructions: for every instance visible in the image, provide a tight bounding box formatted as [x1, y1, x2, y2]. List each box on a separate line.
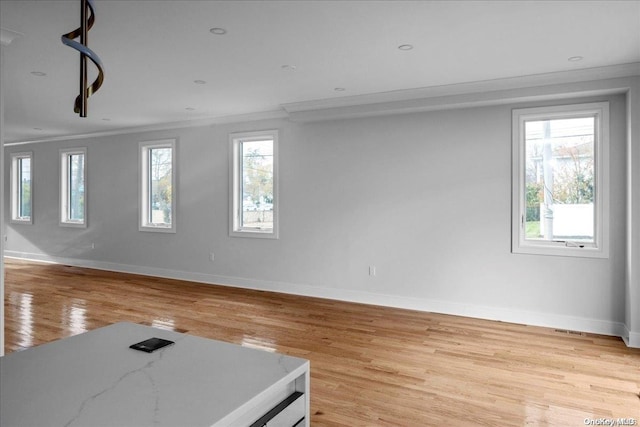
[554, 329, 585, 336]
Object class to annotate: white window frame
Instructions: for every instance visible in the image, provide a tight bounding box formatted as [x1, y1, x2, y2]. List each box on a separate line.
[139, 139, 176, 233]
[511, 102, 609, 258]
[10, 151, 33, 224]
[60, 147, 87, 228]
[229, 130, 279, 239]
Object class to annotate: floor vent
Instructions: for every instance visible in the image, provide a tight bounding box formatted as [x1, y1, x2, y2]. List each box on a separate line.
[554, 329, 585, 336]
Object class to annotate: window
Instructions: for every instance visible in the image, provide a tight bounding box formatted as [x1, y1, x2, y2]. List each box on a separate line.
[230, 130, 278, 238]
[139, 139, 176, 233]
[60, 148, 87, 227]
[10, 152, 33, 224]
[512, 102, 609, 257]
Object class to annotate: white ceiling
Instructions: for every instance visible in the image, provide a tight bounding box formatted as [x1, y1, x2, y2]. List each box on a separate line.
[1, 0, 639, 144]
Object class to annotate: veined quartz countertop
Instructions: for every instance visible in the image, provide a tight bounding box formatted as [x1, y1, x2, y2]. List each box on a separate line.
[0, 322, 309, 427]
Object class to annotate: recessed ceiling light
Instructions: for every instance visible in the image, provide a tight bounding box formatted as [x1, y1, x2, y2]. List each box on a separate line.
[568, 56, 584, 62]
[281, 65, 297, 71]
[398, 44, 414, 51]
[193, 80, 207, 84]
[334, 87, 346, 92]
[30, 71, 47, 76]
[209, 27, 227, 35]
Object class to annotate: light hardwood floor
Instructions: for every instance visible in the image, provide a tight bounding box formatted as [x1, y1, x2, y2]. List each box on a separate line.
[4, 258, 640, 426]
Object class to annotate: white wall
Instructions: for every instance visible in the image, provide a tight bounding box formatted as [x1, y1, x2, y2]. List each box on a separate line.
[1, 39, 6, 356]
[1, 27, 23, 355]
[4, 83, 635, 341]
[626, 80, 640, 346]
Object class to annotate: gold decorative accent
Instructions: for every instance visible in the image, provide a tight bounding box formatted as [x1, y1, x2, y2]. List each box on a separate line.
[61, 0, 104, 117]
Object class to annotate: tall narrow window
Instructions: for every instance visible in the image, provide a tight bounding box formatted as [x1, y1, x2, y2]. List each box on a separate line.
[230, 130, 278, 238]
[10, 152, 33, 224]
[140, 139, 176, 233]
[60, 148, 87, 227]
[512, 102, 609, 257]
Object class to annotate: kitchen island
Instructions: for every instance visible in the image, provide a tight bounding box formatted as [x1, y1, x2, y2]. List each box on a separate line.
[0, 322, 309, 426]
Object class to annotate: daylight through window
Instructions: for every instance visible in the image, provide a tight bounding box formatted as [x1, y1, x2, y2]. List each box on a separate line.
[512, 102, 609, 257]
[230, 130, 278, 238]
[140, 140, 175, 232]
[11, 152, 33, 224]
[60, 148, 87, 227]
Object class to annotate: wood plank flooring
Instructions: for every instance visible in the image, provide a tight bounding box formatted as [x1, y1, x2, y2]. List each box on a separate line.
[4, 258, 640, 426]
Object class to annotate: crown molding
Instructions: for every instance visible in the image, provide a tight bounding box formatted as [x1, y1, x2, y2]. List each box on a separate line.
[4, 109, 289, 146]
[5, 63, 639, 145]
[0, 28, 23, 46]
[283, 63, 640, 122]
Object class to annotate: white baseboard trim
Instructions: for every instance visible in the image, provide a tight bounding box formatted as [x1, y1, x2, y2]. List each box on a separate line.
[6, 251, 635, 347]
[622, 325, 640, 348]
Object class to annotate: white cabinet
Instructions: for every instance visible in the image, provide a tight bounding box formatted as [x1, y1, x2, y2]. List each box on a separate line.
[250, 391, 305, 427]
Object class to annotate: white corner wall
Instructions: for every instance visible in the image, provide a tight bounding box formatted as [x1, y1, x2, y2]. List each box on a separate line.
[0, 40, 6, 356]
[4, 77, 639, 345]
[626, 79, 640, 347]
[1, 27, 23, 356]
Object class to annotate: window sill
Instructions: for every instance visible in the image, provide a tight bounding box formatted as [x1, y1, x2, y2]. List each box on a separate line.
[230, 229, 278, 239]
[11, 218, 32, 225]
[139, 224, 176, 234]
[512, 241, 608, 258]
[60, 221, 87, 229]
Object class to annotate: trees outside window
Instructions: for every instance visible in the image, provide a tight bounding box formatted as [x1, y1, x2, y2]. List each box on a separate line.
[512, 102, 609, 258]
[60, 148, 87, 227]
[139, 140, 176, 233]
[11, 152, 33, 224]
[230, 130, 278, 238]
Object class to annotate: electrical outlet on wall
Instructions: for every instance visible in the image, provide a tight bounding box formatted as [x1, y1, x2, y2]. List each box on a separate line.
[369, 266, 376, 277]
[209, 252, 215, 262]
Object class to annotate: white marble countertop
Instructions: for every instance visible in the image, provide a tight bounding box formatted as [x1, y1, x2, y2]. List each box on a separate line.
[0, 322, 309, 427]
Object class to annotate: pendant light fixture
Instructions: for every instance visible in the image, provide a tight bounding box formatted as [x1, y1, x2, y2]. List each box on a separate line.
[61, 0, 105, 117]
